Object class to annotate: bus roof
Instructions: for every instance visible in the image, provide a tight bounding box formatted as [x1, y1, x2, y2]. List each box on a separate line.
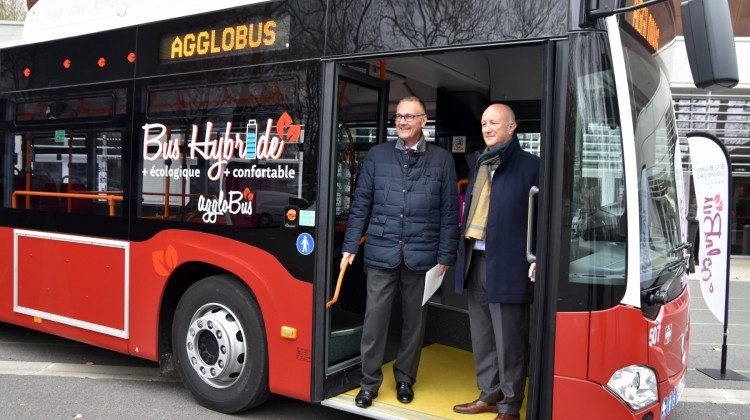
[2, 0, 268, 48]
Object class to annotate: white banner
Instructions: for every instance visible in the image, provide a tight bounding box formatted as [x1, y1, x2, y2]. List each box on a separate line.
[675, 144, 687, 244]
[688, 135, 730, 324]
[674, 142, 688, 286]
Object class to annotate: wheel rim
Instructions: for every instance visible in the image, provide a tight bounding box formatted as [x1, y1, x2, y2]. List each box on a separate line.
[185, 303, 247, 389]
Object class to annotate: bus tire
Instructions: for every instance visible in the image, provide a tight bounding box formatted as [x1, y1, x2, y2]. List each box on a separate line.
[171, 275, 270, 413]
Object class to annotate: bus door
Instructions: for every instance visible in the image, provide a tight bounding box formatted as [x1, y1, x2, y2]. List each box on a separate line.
[316, 44, 560, 418]
[322, 65, 389, 394]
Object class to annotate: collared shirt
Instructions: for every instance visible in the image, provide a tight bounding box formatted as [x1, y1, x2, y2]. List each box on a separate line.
[395, 135, 427, 153]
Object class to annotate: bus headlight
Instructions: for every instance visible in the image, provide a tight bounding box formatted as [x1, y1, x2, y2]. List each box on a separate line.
[606, 365, 658, 410]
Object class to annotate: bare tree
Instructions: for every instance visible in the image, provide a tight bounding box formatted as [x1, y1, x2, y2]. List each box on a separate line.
[494, 0, 566, 39]
[283, 0, 327, 52]
[0, 0, 26, 21]
[325, 0, 383, 53]
[383, 0, 494, 48]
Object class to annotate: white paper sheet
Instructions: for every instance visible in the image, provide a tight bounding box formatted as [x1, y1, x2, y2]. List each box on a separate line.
[422, 265, 445, 306]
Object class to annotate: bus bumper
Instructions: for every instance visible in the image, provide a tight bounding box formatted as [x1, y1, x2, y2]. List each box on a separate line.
[553, 370, 685, 419]
[656, 368, 686, 419]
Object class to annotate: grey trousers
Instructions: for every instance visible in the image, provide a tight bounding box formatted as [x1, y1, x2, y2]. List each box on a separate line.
[360, 263, 427, 392]
[467, 251, 529, 415]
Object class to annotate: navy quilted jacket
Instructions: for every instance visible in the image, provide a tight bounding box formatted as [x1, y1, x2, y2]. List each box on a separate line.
[342, 141, 459, 271]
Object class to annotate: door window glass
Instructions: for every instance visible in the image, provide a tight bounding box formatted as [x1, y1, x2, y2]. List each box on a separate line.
[328, 75, 386, 367]
[558, 32, 627, 312]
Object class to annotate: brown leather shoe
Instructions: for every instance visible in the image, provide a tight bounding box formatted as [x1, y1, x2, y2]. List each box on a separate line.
[453, 400, 499, 414]
[494, 413, 520, 420]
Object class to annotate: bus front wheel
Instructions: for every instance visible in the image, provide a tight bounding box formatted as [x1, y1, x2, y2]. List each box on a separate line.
[171, 275, 270, 413]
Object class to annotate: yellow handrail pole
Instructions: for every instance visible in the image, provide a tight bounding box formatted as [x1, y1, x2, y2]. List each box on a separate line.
[11, 191, 123, 216]
[326, 260, 349, 309]
[326, 237, 365, 309]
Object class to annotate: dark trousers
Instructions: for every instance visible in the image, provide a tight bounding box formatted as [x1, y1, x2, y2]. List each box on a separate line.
[360, 263, 427, 392]
[467, 251, 529, 415]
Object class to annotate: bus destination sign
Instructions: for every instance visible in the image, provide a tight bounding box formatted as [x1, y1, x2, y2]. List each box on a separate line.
[159, 15, 290, 62]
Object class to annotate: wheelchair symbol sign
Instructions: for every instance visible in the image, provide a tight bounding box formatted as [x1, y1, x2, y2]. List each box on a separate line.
[296, 233, 314, 255]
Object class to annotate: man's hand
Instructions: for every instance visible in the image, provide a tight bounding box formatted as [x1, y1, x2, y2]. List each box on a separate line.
[528, 262, 536, 283]
[438, 264, 449, 276]
[340, 252, 355, 270]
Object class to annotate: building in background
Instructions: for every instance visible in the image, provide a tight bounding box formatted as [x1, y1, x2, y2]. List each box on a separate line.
[0, 19, 21, 41]
[0, 0, 27, 42]
[665, 0, 750, 255]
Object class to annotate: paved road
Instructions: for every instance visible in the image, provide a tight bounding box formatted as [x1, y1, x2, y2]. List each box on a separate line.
[1, 259, 749, 419]
[0, 323, 359, 419]
[669, 258, 750, 419]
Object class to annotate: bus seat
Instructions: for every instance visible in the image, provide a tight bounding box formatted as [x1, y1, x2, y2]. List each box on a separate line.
[66, 181, 92, 213]
[457, 179, 468, 227]
[32, 173, 62, 212]
[12, 173, 27, 209]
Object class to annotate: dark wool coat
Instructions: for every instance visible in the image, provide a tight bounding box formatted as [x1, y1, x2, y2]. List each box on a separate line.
[342, 141, 458, 271]
[454, 136, 539, 303]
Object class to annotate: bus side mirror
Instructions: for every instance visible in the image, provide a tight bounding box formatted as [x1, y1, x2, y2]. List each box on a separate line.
[575, 0, 619, 28]
[681, 0, 739, 89]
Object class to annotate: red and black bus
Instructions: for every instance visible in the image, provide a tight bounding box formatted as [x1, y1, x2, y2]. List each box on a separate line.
[0, 0, 738, 418]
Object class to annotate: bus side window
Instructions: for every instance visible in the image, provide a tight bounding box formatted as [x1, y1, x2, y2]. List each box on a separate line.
[138, 77, 312, 228]
[6, 130, 124, 216]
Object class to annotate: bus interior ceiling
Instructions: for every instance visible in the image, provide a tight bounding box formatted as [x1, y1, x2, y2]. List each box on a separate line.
[329, 44, 545, 367]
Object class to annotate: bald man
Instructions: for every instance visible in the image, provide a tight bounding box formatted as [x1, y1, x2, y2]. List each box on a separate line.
[452, 104, 539, 420]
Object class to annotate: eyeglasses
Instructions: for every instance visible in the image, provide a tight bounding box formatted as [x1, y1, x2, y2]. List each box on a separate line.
[394, 113, 425, 122]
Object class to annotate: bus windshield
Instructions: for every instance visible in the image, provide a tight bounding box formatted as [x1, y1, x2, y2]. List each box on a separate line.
[619, 1, 683, 290]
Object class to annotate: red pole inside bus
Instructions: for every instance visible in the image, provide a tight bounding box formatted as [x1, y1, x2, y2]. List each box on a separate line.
[66, 131, 73, 213]
[180, 128, 187, 211]
[24, 136, 31, 209]
[163, 127, 171, 219]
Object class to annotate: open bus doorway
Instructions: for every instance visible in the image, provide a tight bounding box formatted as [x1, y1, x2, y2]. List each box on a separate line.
[322, 43, 547, 419]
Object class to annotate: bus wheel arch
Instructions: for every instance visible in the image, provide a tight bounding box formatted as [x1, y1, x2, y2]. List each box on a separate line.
[171, 274, 270, 413]
[158, 262, 228, 368]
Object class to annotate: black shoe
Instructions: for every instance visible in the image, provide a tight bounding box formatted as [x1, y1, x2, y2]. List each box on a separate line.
[355, 389, 378, 408]
[396, 381, 413, 403]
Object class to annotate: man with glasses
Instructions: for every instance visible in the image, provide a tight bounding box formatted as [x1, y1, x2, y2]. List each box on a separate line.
[341, 96, 458, 408]
[452, 104, 538, 420]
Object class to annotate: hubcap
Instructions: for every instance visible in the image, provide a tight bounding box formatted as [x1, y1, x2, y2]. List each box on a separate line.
[185, 303, 246, 388]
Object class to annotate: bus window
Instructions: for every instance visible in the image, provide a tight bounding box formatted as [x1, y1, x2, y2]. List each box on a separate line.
[6, 130, 124, 216]
[620, 4, 684, 318]
[139, 75, 311, 226]
[15, 94, 120, 123]
[146, 80, 296, 118]
[560, 32, 627, 312]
